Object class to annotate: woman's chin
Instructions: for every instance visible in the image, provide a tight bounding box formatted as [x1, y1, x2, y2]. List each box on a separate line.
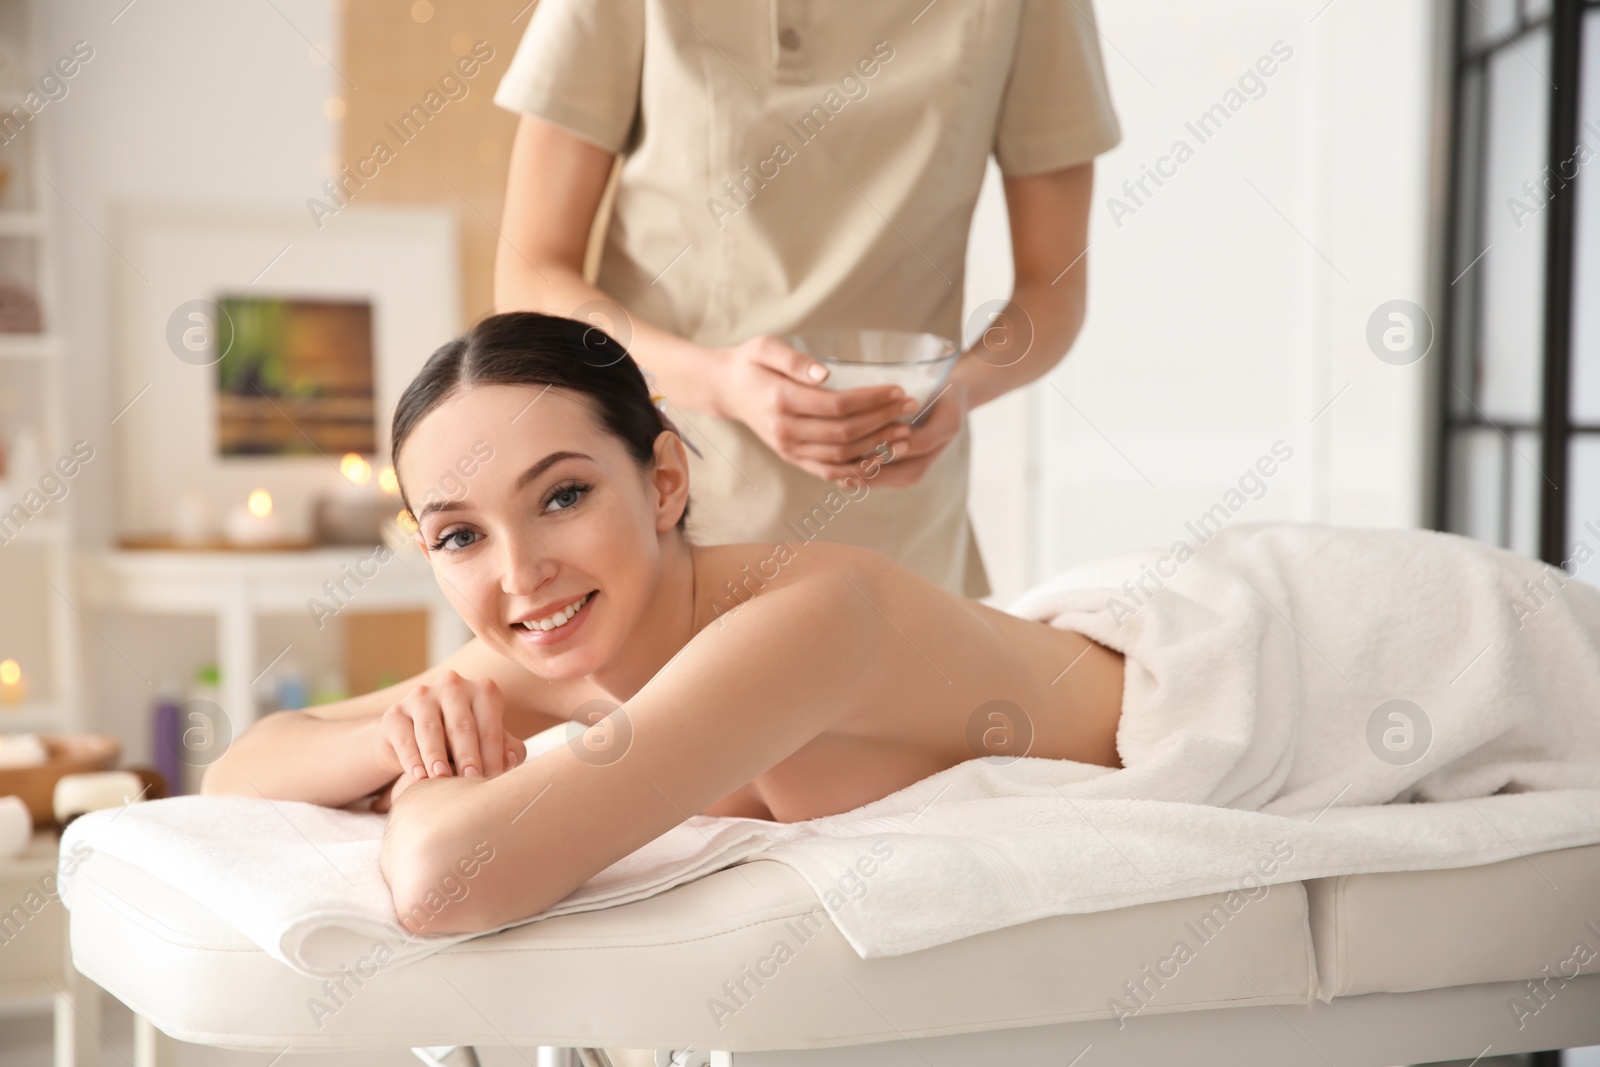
[496, 634, 601, 681]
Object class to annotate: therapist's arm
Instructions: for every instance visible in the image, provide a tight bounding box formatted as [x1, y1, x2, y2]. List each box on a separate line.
[493, 115, 727, 415]
[494, 114, 913, 482]
[876, 161, 1094, 487]
[953, 160, 1096, 409]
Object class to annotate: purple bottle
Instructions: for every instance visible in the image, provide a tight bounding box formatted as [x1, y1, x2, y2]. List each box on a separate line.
[152, 681, 184, 796]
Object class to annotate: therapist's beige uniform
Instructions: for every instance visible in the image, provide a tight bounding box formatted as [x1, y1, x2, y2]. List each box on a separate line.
[495, 0, 1120, 599]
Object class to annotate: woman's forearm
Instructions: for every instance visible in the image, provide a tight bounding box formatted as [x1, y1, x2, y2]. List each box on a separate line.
[496, 259, 728, 417]
[200, 711, 399, 808]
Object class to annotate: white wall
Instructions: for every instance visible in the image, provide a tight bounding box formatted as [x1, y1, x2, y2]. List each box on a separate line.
[39, 0, 338, 756]
[964, 0, 1439, 604]
[42, 0, 337, 547]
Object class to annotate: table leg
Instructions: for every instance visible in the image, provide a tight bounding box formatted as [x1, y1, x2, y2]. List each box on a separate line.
[52, 976, 100, 1067]
[218, 576, 258, 737]
[132, 1014, 174, 1067]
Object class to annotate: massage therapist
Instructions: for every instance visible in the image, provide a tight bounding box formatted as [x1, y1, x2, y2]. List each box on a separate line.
[491, 0, 1121, 597]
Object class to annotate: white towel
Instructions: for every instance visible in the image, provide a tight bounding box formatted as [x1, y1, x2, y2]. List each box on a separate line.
[755, 522, 1600, 957]
[58, 794, 776, 978]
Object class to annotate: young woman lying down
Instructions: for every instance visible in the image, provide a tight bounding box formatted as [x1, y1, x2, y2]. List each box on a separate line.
[199, 311, 1591, 938]
[200, 311, 1124, 932]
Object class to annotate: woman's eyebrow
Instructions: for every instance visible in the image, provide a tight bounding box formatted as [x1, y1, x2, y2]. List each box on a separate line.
[414, 450, 594, 520]
[514, 450, 593, 492]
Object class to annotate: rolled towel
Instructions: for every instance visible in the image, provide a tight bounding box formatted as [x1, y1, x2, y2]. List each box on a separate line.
[0, 733, 47, 768]
[54, 771, 145, 827]
[0, 795, 31, 857]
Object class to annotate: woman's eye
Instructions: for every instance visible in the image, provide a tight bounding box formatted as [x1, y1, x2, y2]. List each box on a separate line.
[544, 482, 589, 513]
[431, 528, 477, 552]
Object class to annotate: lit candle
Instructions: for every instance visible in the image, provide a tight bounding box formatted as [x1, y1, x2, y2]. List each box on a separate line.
[382, 505, 421, 554]
[224, 489, 285, 547]
[0, 658, 24, 706]
[339, 453, 380, 499]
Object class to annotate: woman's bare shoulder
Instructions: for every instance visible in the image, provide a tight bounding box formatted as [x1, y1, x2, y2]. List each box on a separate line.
[695, 539, 893, 620]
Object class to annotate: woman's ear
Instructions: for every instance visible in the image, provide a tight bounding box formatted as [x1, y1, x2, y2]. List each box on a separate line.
[650, 429, 691, 533]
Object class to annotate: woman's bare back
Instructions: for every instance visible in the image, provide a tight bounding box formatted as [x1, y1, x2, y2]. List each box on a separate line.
[511, 540, 1125, 823]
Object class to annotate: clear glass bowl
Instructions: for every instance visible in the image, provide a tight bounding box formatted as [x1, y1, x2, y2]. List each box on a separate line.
[783, 329, 960, 421]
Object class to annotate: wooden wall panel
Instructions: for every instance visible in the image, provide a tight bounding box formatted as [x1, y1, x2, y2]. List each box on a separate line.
[337, 0, 615, 330]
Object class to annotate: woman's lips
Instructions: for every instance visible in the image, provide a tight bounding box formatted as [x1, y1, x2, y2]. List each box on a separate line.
[511, 590, 596, 647]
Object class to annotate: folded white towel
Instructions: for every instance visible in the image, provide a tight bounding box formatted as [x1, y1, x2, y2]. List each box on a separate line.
[58, 794, 775, 977]
[756, 522, 1600, 958]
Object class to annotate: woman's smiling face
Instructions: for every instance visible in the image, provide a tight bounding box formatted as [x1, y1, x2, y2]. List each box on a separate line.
[397, 383, 687, 680]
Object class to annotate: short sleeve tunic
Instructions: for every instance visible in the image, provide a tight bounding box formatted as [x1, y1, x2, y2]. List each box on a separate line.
[495, 0, 1121, 597]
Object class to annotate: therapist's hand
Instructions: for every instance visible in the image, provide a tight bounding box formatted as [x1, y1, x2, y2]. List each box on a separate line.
[865, 377, 971, 488]
[711, 335, 921, 483]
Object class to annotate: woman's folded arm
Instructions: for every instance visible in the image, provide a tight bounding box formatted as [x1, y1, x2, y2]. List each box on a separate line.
[198, 706, 400, 809]
[200, 635, 563, 808]
[380, 552, 884, 935]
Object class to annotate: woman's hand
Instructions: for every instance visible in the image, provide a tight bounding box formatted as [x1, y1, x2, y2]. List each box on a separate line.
[709, 335, 922, 484]
[370, 670, 527, 814]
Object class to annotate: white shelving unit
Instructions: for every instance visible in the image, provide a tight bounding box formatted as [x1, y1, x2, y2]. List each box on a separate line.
[0, 11, 98, 1066]
[0, 0, 84, 737]
[76, 546, 470, 792]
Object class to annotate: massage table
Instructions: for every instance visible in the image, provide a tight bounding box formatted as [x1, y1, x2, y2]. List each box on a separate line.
[64, 833, 1600, 1066]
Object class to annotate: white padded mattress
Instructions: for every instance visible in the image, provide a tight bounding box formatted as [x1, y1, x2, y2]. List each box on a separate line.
[64, 841, 1600, 1053]
[68, 849, 1314, 1052]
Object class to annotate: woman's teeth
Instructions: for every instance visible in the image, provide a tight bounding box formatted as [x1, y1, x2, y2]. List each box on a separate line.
[520, 591, 591, 631]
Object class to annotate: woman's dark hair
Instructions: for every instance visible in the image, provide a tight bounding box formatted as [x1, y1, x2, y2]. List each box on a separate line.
[391, 311, 691, 531]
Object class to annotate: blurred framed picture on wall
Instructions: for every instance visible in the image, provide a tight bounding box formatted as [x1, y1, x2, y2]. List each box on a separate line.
[111, 203, 459, 543]
[213, 296, 377, 457]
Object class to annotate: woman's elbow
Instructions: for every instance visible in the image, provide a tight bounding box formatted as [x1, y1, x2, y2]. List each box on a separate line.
[196, 717, 275, 796]
[198, 750, 245, 796]
[386, 833, 506, 936]
[380, 787, 509, 935]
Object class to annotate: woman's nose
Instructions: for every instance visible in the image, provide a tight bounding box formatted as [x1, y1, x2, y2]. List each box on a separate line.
[498, 536, 555, 596]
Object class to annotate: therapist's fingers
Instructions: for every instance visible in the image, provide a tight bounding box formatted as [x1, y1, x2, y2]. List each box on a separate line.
[772, 377, 909, 418]
[471, 678, 507, 778]
[786, 437, 908, 466]
[881, 419, 951, 461]
[876, 386, 962, 460]
[794, 434, 946, 487]
[434, 670, 484, 777]
[796, 395, 918, 441]
[742, 334, 833, 387]
[784, 422, 910, 464]
[777, 400, 913, 449]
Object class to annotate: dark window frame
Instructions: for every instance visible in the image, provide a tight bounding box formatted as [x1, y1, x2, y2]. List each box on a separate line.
[1436, 0, 1596, 562]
